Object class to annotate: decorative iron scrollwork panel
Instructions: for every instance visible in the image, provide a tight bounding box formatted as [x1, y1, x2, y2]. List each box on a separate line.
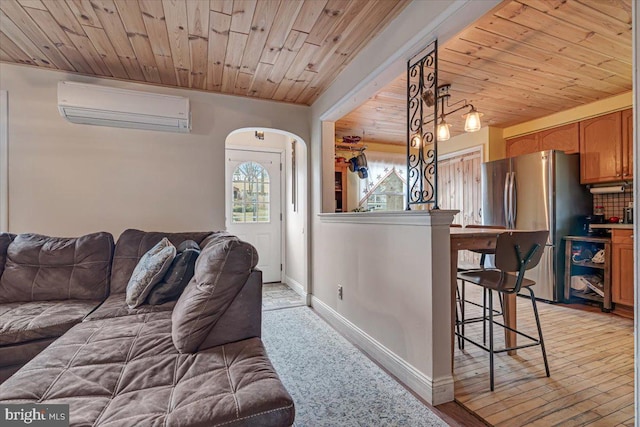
[406, 40, 438, 209]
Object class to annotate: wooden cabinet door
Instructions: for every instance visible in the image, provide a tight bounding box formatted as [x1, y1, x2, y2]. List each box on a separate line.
[539, 122, 579, 154]
[506, 134, 539, 158]
[612, 243, 634, 306]
[580, 111, 622, 184]
[612, 229, 634, 307]
[622, 108, 633, 180]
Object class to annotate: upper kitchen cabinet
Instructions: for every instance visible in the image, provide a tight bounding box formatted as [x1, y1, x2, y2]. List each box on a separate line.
[580, 111, 624, 184]
[506, 134, 539, 158]
[539, 123, 579, 154]
[506, 122, 579, 158]
[621, 109, 634, 180]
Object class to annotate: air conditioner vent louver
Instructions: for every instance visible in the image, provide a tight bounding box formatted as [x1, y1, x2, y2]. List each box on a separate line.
[57, 81, 191, 133]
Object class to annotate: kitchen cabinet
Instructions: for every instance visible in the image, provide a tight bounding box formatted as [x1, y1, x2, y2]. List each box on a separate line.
[506, 122, 578, 158]
[622, 108, 633, 180]
[580, 110, 633, 184]
[334, 161, 347, 213]
[612, 229, 634, 308]
[506, 134, 538, 158]
[539, 122, 579, 154]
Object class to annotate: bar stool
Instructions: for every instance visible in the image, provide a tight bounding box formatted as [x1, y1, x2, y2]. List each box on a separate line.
[456, 230, 550, 390]
[457, 225, 506, 349]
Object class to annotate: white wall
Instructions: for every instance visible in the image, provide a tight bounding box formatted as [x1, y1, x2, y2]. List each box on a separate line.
[0, 64, 309, 239]
[308, 0, 500, 404]
[226, 131, 289, 150]
[314, 211, 456, 404]
[285, 139, 308, 291]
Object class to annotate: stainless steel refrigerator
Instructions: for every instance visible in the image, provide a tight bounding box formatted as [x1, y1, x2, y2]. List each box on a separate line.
[481, 150, 591, 302]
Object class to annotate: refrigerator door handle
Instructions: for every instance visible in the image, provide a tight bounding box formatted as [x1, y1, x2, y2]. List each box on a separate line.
[504, 172, 511, 227]
[510, 171, 517, 229]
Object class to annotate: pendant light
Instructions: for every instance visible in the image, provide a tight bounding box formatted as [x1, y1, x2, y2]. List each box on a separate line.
[463, 107, 483, 133]
[437, 118, 451, 141]
[423, 84, 484, 141]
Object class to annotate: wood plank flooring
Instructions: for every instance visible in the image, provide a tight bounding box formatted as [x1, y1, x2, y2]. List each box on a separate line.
[454, 287, 634, 426]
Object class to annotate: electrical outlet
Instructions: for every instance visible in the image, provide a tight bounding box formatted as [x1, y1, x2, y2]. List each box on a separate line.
[337, 285, 343, 300]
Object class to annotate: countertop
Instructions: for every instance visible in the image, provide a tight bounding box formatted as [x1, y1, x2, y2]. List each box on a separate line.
[564, 235, 611, 243]
[590, 224, 634, 229]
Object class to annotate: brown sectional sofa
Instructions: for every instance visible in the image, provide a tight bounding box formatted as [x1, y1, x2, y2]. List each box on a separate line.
[0, 229, 295, 426]
[0, 231, 114, 381]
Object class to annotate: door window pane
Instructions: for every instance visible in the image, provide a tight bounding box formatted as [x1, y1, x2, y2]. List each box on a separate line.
[232, 162, 270, 223]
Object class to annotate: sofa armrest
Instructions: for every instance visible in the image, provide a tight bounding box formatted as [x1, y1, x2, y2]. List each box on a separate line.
[196, 269, 262, 350]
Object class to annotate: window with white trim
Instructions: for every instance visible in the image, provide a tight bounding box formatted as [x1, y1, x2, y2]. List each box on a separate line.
[358, 151, 407, 211]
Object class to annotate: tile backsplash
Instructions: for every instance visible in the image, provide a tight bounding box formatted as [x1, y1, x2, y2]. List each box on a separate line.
[593, 190, 634, 219]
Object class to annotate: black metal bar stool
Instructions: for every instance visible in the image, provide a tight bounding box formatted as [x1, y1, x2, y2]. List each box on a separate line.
[456, 230, 550, 391]
[456, 225, 506, 349]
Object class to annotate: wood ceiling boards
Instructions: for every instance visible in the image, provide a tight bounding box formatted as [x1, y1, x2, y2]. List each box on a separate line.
[336, 0, 633, 145]
[0, 0, 410, 105]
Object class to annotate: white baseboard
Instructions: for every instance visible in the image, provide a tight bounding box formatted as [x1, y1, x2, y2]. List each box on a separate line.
[311, 296, 454, 405]
[283, 275, 310, 305]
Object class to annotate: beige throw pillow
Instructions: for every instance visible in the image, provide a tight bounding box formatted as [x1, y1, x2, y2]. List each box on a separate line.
[126, 237, 176, 308]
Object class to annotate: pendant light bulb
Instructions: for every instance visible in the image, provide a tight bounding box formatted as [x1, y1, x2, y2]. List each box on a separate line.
[463, 107, 483, 133]
[411, 133, 422, 148]
[437, 119, 450, 141]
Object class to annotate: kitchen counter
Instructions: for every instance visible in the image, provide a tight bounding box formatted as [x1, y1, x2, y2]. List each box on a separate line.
[565, 235, 611, 243]
[590, 224, 634, 229]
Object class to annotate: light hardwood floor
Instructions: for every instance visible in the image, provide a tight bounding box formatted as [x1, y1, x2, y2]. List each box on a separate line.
[454, 287, 634, 426]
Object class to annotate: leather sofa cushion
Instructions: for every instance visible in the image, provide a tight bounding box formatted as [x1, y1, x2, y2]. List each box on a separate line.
[0, 300, 101, 345]
[0, 233, 16, 277]
[172, 233, 259, 353]
[0, 232, 114, 303]
[0, 337, 57, 367]
[0, 313, 295, 427]
[85, 293, 176, 321]
[110, 229, 212, 294]
[0, 338, 57, 383]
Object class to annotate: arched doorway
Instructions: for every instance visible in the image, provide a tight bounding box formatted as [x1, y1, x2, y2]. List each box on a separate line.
[225, 128, 309, 301]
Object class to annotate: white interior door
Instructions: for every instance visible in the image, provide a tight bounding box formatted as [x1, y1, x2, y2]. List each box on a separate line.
[226, 149, 282, 283]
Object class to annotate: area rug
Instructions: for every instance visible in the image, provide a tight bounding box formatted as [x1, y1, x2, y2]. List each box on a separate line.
[262, 306, 448, 427]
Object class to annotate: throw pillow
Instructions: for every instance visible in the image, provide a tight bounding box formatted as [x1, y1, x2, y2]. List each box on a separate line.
[147, 240, 200, 305]
[126, 237, 176, 308]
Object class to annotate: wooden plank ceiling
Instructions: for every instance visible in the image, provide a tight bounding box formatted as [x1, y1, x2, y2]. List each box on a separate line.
[336, 0, 633, 145]
[0, 0, 409, 105]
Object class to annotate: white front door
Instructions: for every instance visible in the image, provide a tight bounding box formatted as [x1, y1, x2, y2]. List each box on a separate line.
[226, 149, 282, 283]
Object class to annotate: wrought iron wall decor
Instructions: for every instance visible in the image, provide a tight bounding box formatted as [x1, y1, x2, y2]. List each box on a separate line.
[407, 40, 439, 209]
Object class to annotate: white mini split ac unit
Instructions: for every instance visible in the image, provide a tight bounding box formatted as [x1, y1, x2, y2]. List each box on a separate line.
[57, 81, 191, 133]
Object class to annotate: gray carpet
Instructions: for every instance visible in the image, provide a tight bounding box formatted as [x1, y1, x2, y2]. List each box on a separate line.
[262, 306, 448, 427]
